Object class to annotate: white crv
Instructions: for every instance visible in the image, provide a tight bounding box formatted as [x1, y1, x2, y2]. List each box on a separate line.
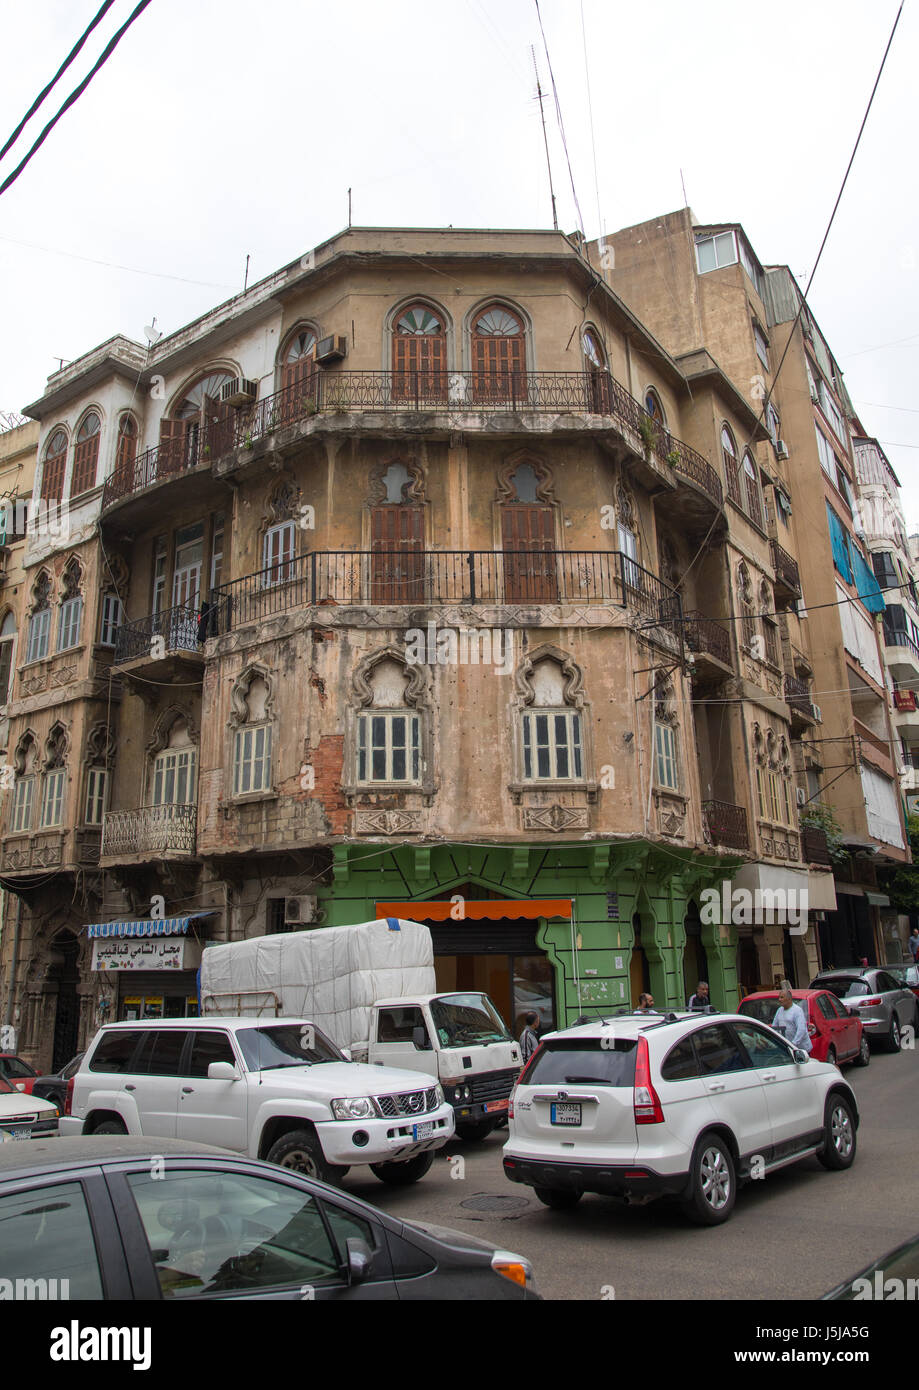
[60, 1017, 455, 1186]
[503, 1011, 859, 1224]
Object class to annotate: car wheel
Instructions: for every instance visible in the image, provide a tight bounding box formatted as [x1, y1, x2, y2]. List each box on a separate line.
[455, 1119, 496, 1142]
[266, 1128, 345, 1185]
[817, 1094, 857, 1170]
[826, 1046, 837, 1067]
[885, 1016, 902, 1053]
[369, 1151, 435, 1185]
[534, 1187, 582, 1210]
[92, 1119, 127, 1135]
[681, 1133, 736, 1226]
[853, 1035, 870, 1067]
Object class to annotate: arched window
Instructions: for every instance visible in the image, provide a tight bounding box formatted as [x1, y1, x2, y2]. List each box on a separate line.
[760, 579, 778, 666]
[519, 656, 584, 783]
[149, 715, 198, 808]
[0, 612, 16, 704]
[392, 304, 446, 402]
[40, 724, 68, 828]
[500, 459, 556, 602]
[115, 415, 137, 474]
[471, 305, 526, 403]
[645, 389, 665, 424]
[280, 328, 319, 423]
[737, 562, 756, 653]
[26, 571, 52, 663]
[11, 732, 38, 833]
[57, 559, 83, 652]
[742, 451, 764, 529]
[71, 412, 101, 497]
[371, 463, 425, 603]
[583, 331, 611, 412]
[230, 671, 273, 796]
[41, 429, 67, 502]
[159, 371, 234, 473]
[722, 425, 740, 507]
[356, 658, 421, 787]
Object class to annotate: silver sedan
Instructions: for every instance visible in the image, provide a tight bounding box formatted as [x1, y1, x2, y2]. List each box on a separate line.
[809, 968, 919, 1052]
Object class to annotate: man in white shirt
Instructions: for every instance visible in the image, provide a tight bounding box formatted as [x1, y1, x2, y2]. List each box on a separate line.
[771, 983, 812, 1054]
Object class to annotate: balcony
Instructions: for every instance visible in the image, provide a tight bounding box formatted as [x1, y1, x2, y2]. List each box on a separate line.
[683, 610, 733, 682]
[801, 826, 832, 866]
[212, 549, 683, 634]
[770, 539, 802, 605]
[101, 803, 197, 863]
[113, 603, 205, 683]
[702, 799, 750, 851]
[784, 674, 818, 728]
[883, 629, 919, 683]
[101, 371, 724, 513]
[854, 718, 894, 775]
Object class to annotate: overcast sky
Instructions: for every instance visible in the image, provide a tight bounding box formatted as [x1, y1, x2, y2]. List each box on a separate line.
[1, 0, 915, 521]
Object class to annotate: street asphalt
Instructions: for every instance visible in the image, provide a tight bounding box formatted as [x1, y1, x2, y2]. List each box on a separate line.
[345, 1042, 919, 1300]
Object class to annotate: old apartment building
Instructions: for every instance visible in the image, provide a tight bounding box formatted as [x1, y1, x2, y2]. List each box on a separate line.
[0, 223, 890, 1071]
[600, 208, 909, 972]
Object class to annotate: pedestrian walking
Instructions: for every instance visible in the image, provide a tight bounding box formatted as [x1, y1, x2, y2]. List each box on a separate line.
[687, 981, 710, 1010]
[519, 1011, 540, 1063]
[771, 982, 812, 1053]
[909, 927, 919, 962]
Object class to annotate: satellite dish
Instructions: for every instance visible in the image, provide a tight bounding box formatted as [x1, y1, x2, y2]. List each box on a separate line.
[143, 321, 162, 347]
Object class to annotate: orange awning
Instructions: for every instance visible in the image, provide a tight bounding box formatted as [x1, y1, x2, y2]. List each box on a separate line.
[376, 900, 571, 922]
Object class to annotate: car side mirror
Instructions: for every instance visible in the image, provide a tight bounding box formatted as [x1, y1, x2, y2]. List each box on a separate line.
[412, 1026, 432, 1051]
[345, 1237, 373, 1285]
[207, 1061, 239, 1081]
[339, 1047, 352, 1062]
[793, 1049, 809, 1064]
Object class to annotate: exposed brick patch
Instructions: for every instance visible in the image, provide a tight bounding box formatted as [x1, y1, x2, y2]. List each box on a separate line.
[311, 734, 348, 834]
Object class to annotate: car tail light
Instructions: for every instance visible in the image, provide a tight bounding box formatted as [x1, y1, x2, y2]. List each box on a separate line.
[63, 1076, 75, 1117]
[857, 997, 882, 1008]
[508, 1045, 543, 1120]
[633, 1035, 663, 1125]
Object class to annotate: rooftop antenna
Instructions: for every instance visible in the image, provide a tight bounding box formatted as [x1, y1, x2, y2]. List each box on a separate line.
[680, 168, 689, 209]
[531, 45, 558, 231]
[348, 187, 352, 228]
[143, 318, 162, 348]
[243, 254, 250, 292]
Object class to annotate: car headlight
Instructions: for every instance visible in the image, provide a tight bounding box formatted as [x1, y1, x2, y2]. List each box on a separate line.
[331, 1097, 377, 1120]
[434, 1084, 445, 1106]
[48, 1109, 59, 1120]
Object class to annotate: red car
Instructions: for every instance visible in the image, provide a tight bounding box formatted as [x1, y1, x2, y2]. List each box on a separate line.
[0, 1054, 39, 1093]
[738, 989, 869, 1068]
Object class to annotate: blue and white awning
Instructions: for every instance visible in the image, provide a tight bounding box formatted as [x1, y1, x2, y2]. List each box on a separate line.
[86, 912, 215, 940]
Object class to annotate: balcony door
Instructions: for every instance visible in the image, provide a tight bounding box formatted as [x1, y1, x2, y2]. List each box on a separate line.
[371, 504, 425, 603]
[472, 306, 526, 404]
[170, 525, 203, 649]
[501, 503, 556, 602]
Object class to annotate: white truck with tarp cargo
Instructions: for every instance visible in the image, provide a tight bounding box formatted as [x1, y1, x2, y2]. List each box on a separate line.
[199, 917, 522, 1140]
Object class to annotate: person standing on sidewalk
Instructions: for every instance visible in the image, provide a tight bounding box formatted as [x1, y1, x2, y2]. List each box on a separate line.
[519, 1012, 540, 1064]
[771, 983, 812, 1053]
[909, 926, 919, 962]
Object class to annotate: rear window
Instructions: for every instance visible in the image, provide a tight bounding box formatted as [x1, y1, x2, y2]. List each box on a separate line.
[738, 998, 798, 1027]
[816, 978, 868, 999]
[89, 1030, 143, 1073]
[525, 1038, 637, 1088]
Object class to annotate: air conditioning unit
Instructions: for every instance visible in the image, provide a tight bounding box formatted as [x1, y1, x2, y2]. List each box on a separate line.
[796, 787, 807, 806]
[775, 440, 789, 460]
[284, 895, 317, 926]
[315, 335, 346, 363]
[220, 378, 258, 407]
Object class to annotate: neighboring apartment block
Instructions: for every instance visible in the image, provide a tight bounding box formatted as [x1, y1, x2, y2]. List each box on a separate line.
[599, 208, 910, 972]
[0, 223, 898, 1072]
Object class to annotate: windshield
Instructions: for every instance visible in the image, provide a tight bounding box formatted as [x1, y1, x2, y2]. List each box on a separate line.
[429, 994, 512, 1048]
[739, 998, 807, 1026]
[0, 1075, 13, 1095]
[236, 1024, 344, 1072]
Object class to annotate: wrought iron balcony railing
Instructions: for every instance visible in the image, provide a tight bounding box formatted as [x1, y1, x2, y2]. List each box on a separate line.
[770, 539, 801, 596]
[101, 803, 197, 858]
[114, 603, 202, 664]
[702, 799, 750, 851]
[683, 610, 733, 668]
[212, 548, 682, 634]
[101, 371, 724, 510]
[883, 628, 919, 663]
[783, 674, 815, 718]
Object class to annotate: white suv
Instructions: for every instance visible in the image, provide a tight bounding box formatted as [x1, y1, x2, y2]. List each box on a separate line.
[503, 1011, 859, 1224]
[60, 1017, 454, 1186]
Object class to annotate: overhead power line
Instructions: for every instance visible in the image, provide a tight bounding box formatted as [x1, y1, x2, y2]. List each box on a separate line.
[0, 0, 154, 199]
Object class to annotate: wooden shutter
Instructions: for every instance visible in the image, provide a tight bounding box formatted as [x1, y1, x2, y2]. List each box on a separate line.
[115, 422, 137, 474]
[158, 418, 190, 477]
[392, 333, 446, 403]
[41, 449, 66, 501]
[472, 332, 526, 404]
[371, 505, 425, 603]
[70, 435, 99, 497]
[501, 505, 556, 601]
[203, 395, 235, 462]
[281, 352, 318, 424]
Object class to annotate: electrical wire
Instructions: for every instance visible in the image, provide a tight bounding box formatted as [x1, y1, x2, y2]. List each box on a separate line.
[0, 0, 154, 199]
[0, 0, 118, 164]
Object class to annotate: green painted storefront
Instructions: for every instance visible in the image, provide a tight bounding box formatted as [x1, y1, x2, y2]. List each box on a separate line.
[319, 840, 743, 1028]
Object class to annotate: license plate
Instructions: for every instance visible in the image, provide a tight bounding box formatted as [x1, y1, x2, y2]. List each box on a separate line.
[550, 1103, 581, 1126]
[0, 1128, 32, 1141]
[412, 1121, 435, 1140]
[485, 1099, 508, 1113]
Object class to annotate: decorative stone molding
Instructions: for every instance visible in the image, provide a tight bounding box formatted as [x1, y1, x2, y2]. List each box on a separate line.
[654, 790, 688, 838]
[228, 665, 273, 730]
[522, 804, 589, 832]
[351, 645, 429, 709]
[367, 458, 426, 506]
[147, 704, 199, 756]
[262, 476, 300, 526]
[514, 643, 585, 709]
[496, 450, 555, 504]
[354, 808, 423, 835]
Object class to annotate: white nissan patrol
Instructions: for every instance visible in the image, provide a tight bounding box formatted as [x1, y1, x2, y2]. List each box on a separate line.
[61, 1017, 454, 1185]
[503, 1010, 859, 1224]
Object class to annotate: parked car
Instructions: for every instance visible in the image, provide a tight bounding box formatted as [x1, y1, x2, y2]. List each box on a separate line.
[60, 1017, 455, 1185]
[809, 968, 919, 1052]
[503, 1011, 859, 1225]
[822, 1230, 919, 1300]
[28, 1052, 84, 1110]
[0, 1136, 539, 1300]
[0, 1054, 39, 1093]
[879, 962, 919, 1003]
[738, 990, 869, 1068]
[0, 1074, 60, 1140]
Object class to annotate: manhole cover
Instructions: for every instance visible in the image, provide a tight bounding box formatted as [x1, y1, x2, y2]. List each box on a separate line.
[460, 1194, 530, 1212]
